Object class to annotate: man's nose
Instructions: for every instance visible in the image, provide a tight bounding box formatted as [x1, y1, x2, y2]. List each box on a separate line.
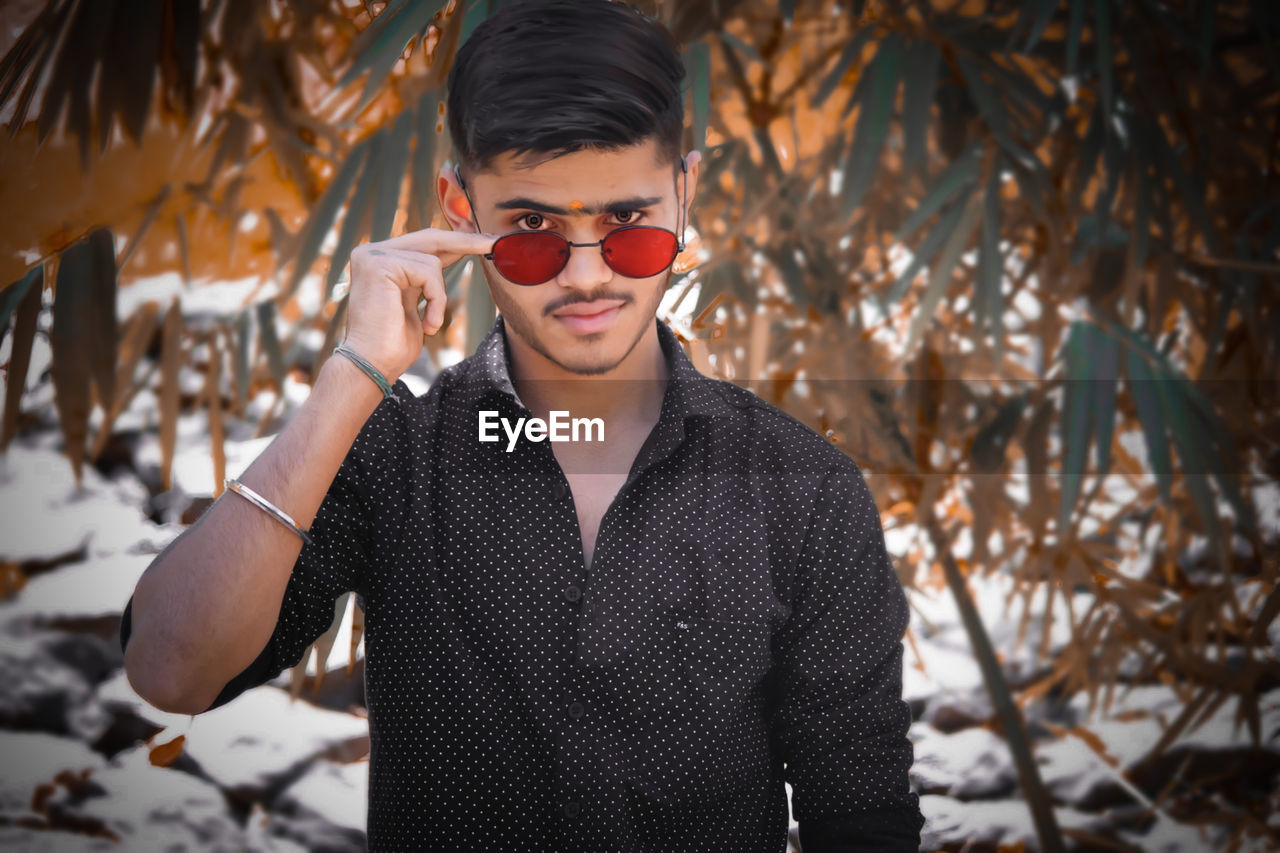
[557, 238, 613, 290]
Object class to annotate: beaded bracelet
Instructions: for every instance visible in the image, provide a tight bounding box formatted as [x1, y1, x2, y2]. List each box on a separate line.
[332, 342, 395, 400]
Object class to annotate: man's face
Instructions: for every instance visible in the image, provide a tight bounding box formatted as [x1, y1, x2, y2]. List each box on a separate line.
[438, 137, 698, 377]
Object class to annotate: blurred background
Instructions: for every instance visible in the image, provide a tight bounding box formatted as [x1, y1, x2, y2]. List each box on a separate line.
[0, 0, 1277, 850]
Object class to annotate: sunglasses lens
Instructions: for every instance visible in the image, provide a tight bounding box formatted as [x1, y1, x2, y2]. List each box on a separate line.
[602, 227, 679, 278]
[492, 232, 570, 285]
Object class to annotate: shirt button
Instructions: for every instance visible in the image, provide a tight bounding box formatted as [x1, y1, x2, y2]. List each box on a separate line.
[563, 585, 582, 603]
[567, 701, 585, 719]
[551, 481, 569, 501]
[564, 801, 581, 818]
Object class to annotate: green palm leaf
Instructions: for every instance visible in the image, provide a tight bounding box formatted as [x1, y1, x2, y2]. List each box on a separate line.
[840, 34, 904, 220]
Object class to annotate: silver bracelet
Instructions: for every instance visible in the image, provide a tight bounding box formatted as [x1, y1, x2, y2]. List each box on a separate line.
[224, 478, 314, 547]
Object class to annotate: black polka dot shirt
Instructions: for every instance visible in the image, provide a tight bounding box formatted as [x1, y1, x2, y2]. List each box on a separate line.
[121, 314, 923, 852]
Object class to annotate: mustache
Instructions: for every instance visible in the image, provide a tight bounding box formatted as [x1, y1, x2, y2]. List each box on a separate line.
[543, 293, 633, 315]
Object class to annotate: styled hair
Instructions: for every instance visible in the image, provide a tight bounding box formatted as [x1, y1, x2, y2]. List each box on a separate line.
[445, 0, 686, 180]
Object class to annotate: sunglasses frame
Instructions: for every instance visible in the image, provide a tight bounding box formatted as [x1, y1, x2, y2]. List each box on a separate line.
[453, 155, 688, 286]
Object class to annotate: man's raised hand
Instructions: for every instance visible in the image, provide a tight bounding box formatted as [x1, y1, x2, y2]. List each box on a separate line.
[341, 228, 497, 384]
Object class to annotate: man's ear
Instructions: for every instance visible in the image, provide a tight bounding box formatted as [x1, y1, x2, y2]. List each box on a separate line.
[437, 166, 476, 232]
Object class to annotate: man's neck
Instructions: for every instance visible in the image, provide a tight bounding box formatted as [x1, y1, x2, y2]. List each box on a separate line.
[506, 323, 668, 430]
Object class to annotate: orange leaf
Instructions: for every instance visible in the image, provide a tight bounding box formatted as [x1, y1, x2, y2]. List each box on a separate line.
[887, 501, 914, 518]
[0, 562, 26, 601]
[148, 734, 185, 767]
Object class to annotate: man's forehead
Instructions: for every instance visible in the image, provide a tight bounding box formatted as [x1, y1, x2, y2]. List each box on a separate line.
[473, 150, 674, 215]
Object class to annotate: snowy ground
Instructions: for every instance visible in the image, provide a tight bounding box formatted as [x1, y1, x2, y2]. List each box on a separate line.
[1, 343, 1278, 851]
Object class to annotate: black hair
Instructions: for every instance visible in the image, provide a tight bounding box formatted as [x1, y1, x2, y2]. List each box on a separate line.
[446, 0, 686, 181]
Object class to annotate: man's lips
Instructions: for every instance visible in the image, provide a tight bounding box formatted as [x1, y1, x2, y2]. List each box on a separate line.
[553, 300, 626, 335]
[553, 300, 626, 317]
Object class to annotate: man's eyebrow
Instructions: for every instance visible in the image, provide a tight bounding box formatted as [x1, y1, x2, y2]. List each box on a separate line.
[493, 196, 664, 216]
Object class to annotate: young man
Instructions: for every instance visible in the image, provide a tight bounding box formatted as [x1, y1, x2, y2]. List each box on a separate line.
[120, 0, 923, 850]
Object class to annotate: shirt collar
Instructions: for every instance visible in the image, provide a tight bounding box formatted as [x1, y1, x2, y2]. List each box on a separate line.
[458, 313, 735, 423]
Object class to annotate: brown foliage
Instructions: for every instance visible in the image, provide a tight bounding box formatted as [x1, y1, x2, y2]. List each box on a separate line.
[1, 0, 1277, 848]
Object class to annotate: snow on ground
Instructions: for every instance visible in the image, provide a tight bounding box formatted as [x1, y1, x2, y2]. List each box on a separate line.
[1, 350, 1276, 851]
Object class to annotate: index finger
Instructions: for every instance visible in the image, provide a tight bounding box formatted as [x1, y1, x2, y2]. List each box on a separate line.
[381, 227, 498, 268]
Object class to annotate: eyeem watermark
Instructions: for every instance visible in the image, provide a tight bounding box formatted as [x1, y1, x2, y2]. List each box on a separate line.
[479, 410, 605, 452]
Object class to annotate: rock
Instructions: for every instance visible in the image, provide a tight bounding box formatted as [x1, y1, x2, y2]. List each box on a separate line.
[919, 794, 1115, 851]
[0, 633, 95, 738]
[918, 686, 993, 732]
[0, 731, 107, 817]
[903, 638, 986, 725]
[0, 553, 151, 636]
[1067, 684, 1280, 756]
[908, 723, 1018, 799]
[41, 744, 246, 850]
[1034, 734, 1119, 810]
[36, 632, 121, 687]
[96, 673, 370, 802]
[1115, 815, 1229, 852]
[0, 448, 175, 563]
[0, 828, 119, 851]
[1066, 685, 1280, 754]
[1037, 685, 1280, 809]
[267, 759, 369, 852]
[242, 802, 312, 852]
[87, 703, 165, 762]
[3, 631, 120, 744]
[905, 574, 1096, 714]
[147, 685, 370, 805]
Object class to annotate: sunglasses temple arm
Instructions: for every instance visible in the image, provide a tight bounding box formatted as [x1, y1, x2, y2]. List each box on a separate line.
[454, 166, 489, 237]
[677, 155, 687, 252]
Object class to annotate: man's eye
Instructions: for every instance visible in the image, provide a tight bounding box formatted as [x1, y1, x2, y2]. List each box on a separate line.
[614, 210, 640, 224]
[516, 213, 546, 229]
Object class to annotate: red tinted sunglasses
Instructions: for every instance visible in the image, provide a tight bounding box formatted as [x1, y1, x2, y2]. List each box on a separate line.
[454, 156, 687, 286]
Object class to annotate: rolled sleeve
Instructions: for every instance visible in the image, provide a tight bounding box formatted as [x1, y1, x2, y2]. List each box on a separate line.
[772, 460, 923, 851]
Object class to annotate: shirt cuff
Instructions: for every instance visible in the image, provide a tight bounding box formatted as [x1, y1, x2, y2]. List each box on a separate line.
[798, 806, 925, 853]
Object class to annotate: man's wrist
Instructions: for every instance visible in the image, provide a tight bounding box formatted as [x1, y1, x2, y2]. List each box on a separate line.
[319, 348, 392, 410]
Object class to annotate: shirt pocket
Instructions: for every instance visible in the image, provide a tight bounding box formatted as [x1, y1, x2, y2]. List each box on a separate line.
[674, 615, 774, 725]
[622, 615, 777, 807]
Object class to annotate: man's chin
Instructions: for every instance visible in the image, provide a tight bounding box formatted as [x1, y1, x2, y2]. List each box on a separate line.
[531, 329, 626, 372]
